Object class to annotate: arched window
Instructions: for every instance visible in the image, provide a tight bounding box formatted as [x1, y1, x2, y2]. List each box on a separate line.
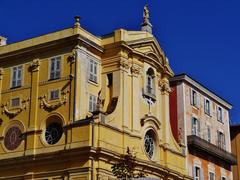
[146, 68, 155, 95]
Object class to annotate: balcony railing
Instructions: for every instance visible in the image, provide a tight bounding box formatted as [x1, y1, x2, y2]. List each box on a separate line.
[187, 135, 237, 165]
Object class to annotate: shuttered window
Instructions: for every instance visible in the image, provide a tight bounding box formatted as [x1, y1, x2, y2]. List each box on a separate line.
[49, 56, 61, 80]
[12, 66, 22, 88]
[89, 59, 97, 83]
[89, 94, 97, 112]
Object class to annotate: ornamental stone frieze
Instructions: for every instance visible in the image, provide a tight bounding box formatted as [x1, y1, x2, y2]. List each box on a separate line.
[39, 90, 69, 111]
[1, 99, 29, 118]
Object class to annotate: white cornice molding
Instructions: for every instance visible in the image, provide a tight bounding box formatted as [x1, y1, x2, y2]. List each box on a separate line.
[170, 74, 232, 110]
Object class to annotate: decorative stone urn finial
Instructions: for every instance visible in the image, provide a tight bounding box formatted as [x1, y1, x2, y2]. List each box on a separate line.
[74, 16, 81, 28]
[141, 4, 153, 34]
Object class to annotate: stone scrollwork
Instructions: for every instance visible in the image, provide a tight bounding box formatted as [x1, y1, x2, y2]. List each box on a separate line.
[1, 99, 29, 118]
[39, 91, 69, 111]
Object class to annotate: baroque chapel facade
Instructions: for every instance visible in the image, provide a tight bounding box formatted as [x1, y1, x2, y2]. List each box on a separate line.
[0, 8, 191, 180]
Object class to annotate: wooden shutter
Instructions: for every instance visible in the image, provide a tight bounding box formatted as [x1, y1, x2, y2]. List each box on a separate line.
[197, 93, 200, 108]
[197, 120, 201, 137]
[190, 88, 193, 105]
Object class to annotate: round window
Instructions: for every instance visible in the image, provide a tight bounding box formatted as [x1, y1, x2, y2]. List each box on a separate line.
[144, 131, 155, 159]
[45, 122, 63, 145]
[4, 126, 22, 151]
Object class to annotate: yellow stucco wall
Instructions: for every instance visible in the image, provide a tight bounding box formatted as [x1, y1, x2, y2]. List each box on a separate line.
[0, 24, 191, 180]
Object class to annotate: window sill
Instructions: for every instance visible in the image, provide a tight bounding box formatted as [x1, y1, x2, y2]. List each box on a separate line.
[10, 85, 22, 89]
[143, 92, 156, 102]
[204, 112, 212, 118]
[217, 119, 224, 124]
[88, 80, 98, 86]
[48, 77, 61, 81]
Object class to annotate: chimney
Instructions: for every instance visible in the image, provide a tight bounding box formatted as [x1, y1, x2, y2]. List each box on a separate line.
[0, 36, 7, 46]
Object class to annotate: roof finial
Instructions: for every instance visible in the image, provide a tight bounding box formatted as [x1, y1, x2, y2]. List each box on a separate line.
[141, 4, 153, 34]
[74, 16, 81, 28]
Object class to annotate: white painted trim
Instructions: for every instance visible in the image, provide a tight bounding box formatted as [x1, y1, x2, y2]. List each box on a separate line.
[170, 74, 232, 109]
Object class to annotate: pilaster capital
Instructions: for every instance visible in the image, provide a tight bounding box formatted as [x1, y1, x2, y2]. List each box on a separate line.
[119, 59, 129, 71]
[159, 77, 171, 94]
[0, 68, 4, 80]
[130, 64, 142, 77]
[29, 59, 40, 72]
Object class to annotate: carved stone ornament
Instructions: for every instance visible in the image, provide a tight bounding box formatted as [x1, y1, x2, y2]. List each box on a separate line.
[39, 91, 68, 111]
[130, 64, 141, 76]
[1, 99, 29, 118]
[119, 59, 129, 70]
[29, 59, 40, 71]
[159, 78, 171, 94]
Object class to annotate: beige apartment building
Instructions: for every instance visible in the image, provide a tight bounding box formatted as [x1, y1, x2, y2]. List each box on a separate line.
[169, 74, 236, 180]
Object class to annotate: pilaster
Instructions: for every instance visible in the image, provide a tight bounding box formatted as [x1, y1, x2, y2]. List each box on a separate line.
[25, 59, 40, 155]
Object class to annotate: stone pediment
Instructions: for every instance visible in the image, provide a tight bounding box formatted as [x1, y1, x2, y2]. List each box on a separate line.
[127, 37, 173, 77]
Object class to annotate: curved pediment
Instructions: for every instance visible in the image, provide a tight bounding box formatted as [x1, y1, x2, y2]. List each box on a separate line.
[140, 115, 161, 130]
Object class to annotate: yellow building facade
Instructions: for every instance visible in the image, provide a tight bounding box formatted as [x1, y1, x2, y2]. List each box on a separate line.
[0, 14, 191, 179]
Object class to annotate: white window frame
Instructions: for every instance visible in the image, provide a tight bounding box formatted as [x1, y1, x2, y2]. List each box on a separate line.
[193, 165, 201, 180]
[208, 171, 215, 180]
[49, 89, 60, 100]
[49, 56, 61, 80]
[217, 106, 224, 123]
[204, 98, 211, 116]
[190, 88, 200, 108]
[11, 65, 23, 88]
[89, 94, 97, 112]
[89, 59, 98, 83]
[192, 117, 200, 137]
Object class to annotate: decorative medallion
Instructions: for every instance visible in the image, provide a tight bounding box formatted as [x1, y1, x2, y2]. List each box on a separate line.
[4, 126, 22, 151]
[45, 122, 63, 145]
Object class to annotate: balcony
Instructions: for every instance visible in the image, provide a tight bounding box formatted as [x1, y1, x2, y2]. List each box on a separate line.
[187, 135, 237, 165]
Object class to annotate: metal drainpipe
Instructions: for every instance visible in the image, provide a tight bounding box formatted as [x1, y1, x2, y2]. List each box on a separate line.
[91, 119, 94, 179]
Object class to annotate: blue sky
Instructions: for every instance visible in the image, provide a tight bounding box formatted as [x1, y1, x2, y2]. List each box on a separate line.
[0, 0, 239, 124]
